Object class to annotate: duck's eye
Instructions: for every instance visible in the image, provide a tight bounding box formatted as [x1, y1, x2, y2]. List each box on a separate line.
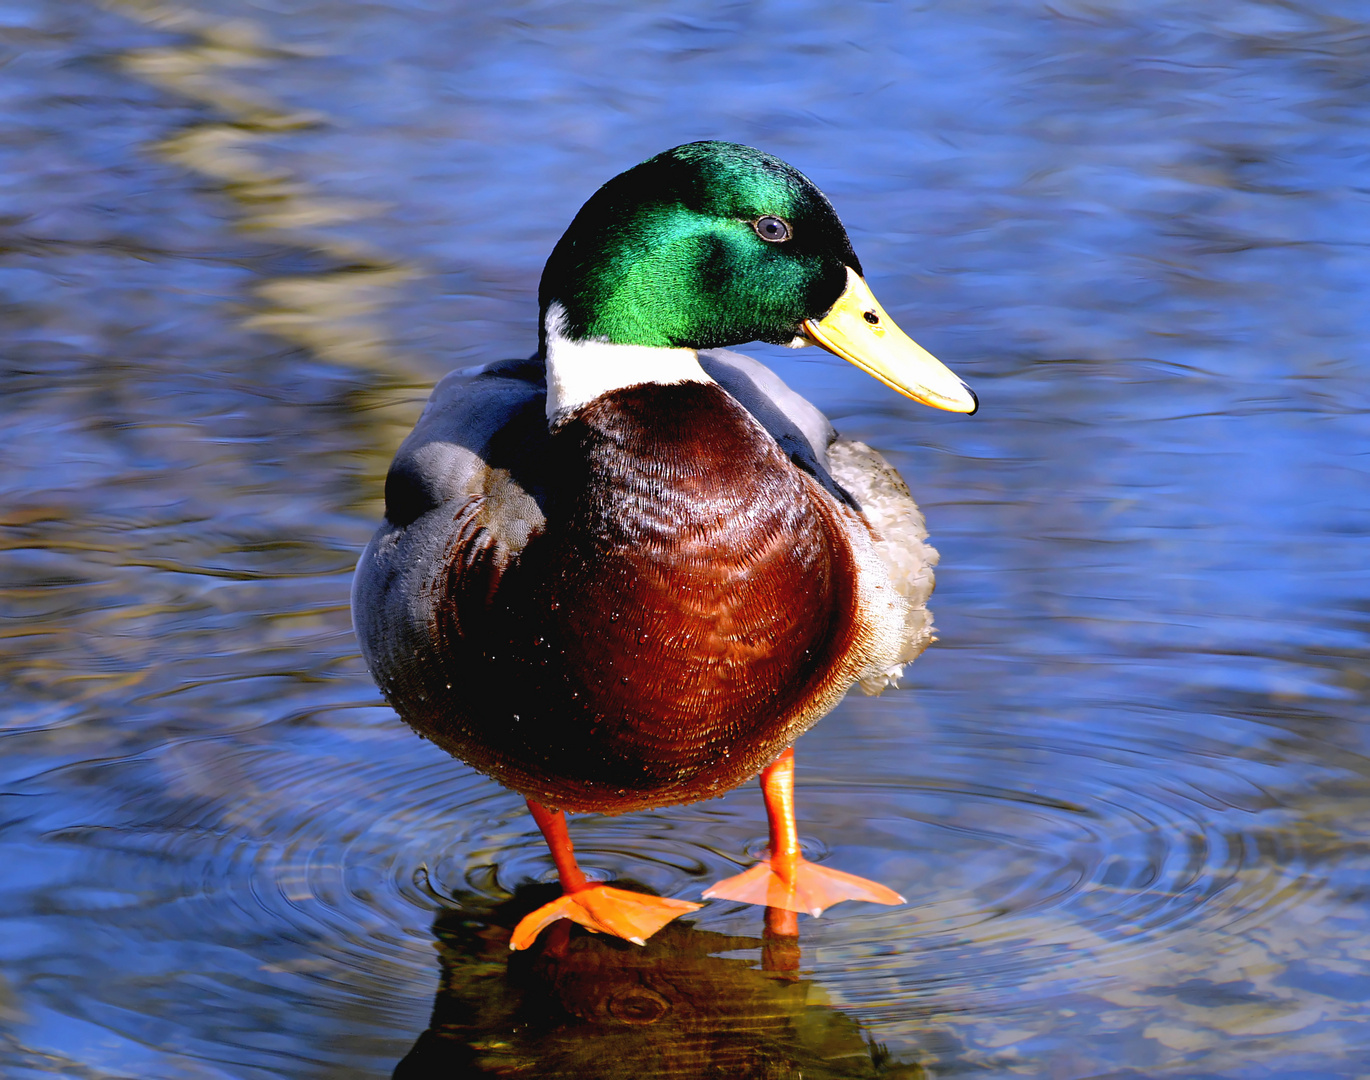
[753, 215, 792, 243]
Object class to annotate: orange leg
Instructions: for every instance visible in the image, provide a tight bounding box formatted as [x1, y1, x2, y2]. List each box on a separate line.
[703, 748, 906, 917]
[508, 800, 702, 951]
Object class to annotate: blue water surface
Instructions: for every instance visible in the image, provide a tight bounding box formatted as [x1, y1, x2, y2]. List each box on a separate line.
[1, 1, 1368, 1077]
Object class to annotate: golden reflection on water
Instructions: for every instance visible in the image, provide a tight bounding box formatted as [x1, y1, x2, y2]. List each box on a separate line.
[112, 0, 428, 512]
[399, 895, 924, 1079]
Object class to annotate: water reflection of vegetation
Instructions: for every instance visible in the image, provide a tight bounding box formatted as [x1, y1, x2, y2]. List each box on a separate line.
[110, 0, 433, 518]
[397, 889, 924, 1079]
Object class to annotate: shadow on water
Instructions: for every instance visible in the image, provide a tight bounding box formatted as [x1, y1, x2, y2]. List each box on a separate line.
[397, 890, 924, 1080]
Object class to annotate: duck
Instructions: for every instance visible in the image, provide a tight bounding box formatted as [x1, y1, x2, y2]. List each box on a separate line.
[352, 141, 976, 952]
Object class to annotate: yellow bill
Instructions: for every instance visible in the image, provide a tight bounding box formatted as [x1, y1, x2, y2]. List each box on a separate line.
[802, 267, 977, 414]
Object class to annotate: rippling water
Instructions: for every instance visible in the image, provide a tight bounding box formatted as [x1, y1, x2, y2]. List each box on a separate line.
[3, 1, 1369, 1077]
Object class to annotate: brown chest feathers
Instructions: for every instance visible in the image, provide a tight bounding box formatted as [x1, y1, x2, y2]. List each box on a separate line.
[424, 382, 863, 812]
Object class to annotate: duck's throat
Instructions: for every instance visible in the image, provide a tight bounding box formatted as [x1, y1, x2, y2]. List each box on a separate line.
[543, 302, 714, 424]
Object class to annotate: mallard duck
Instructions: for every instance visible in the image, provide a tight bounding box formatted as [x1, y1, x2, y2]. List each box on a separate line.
[353, 142, 975, 951]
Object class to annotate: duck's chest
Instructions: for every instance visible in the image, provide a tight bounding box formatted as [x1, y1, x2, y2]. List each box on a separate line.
[498, 382, 860, 728]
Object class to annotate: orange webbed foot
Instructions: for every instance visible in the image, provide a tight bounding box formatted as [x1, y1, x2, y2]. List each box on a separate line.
[703, 857, 905, 918]
[509, 884, 703, 951]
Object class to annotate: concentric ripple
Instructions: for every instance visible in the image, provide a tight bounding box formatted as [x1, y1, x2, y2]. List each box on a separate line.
[5, 678, 1340, 1079]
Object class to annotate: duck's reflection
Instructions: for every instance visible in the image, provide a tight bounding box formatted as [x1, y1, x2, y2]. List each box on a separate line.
[395, 885, 924, 1079]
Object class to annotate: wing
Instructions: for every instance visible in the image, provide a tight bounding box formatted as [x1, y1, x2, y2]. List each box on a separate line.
[351, 357, 550, 698]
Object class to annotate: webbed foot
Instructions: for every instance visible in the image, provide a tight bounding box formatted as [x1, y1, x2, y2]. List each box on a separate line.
[703, 857, 904, 917]
[510, 884, 702, 950]
[702, 747, 906, 918]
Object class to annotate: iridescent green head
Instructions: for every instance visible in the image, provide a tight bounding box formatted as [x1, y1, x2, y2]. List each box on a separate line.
[539, 141, 977, 416]
[539, 141, 860, 350]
